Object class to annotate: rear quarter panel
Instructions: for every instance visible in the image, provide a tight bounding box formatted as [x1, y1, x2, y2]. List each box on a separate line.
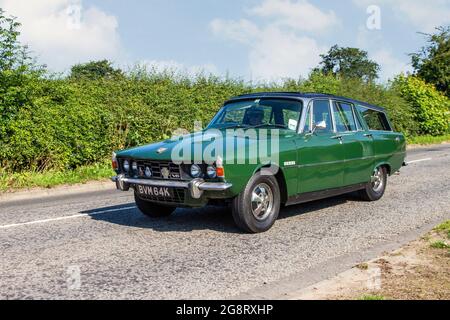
[371, 131, 406, 174]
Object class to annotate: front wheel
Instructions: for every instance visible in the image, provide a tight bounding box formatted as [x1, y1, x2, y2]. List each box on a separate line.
[232, 174, 281, 233]
[134, 193, 176, 218]
[359, 166, 388, 201]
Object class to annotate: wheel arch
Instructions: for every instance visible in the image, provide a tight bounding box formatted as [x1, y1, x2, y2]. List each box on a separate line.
[374, 161, 392, 176]
[253, 164, 288, 205]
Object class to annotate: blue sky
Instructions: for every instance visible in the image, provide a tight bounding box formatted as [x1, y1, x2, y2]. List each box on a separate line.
[1, 0, 449, 82]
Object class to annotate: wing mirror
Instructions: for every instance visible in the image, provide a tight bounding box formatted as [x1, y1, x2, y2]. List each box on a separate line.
[306, 120, 327, 136]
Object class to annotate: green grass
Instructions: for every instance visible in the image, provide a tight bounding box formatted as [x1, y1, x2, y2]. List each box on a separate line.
[0, 162, 114, 192]
[430, 241, 450, 249]
[434, 220, 450, 233]
[434, 221, 450, 239]
[359, 294, 386, 301]
[407, 134, 450, 146]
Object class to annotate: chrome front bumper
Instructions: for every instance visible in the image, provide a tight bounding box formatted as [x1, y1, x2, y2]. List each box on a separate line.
[112, 175, 232, 199]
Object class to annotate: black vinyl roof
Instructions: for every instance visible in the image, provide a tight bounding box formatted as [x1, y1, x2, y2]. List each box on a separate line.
[227, 92, 386, 112]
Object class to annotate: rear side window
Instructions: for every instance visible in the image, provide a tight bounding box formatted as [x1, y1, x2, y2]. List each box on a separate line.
[357, 106, 391, 131]
[333, 102, 357, 132]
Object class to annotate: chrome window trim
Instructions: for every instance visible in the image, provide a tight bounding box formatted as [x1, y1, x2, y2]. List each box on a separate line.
[328, 98, 337, 133]
[331, 99, 360, 133]
[352, 105, 364, 131]
[298, 98, 311, 134]
[356, 105, 394, 132]
[299, 98, 334, 134]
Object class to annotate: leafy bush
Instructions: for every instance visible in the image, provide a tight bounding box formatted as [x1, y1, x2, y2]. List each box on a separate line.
[1, 7, 446, 177]
[394, 75, 450, 136]
[0, 69, 448, 173]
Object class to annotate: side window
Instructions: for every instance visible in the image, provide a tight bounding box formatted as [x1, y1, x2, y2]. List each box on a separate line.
[312, 100, 332, 133]
[333, 101, 357, 132]
[357, 106, 391, 131]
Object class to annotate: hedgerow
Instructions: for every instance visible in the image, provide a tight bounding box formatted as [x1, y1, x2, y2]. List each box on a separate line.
[393, 75, 450, 136]
[0, 70, 449, 172]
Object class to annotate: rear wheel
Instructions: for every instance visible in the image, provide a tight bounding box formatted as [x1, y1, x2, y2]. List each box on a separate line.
[359, 166, 387, 201]
[232, 173, 281, 233]
[134, 192, 176, 218]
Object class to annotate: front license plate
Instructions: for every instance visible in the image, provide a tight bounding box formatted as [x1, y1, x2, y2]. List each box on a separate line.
[136, 185, 174, 198]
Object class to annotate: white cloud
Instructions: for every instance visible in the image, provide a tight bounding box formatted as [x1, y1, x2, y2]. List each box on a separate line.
[210, 0, 335, 81]
[248, 26, 326, 81]
[371, 49, 412, 81]
[249, 0, 340, 32]
[353, 0, 450, 32]
[210, 19, 260, 43]
[356, 25, 411, 81]
[211, 20, 326, 81]
[0, 0, 122, 71]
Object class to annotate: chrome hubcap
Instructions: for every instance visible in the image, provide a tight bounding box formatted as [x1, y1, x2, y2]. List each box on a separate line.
[371, 167, 384, 193]
[251, 183, 273, 221]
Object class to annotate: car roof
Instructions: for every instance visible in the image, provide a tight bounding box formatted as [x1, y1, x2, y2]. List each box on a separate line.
[226, 92, 386, 112]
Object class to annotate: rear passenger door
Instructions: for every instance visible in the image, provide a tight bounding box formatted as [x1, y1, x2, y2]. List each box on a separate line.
[298, 99, 345, 193]
[332, 101, 374, 186]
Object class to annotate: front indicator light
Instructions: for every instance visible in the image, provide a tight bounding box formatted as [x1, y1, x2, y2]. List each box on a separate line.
[112, 152, 118, 170]
[216, 156, 225, 178]
[216, 167, 225, 178]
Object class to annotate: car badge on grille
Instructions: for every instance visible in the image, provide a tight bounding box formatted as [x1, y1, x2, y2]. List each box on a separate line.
[161, 167, 170, 179]
[156, 147, 168, 154]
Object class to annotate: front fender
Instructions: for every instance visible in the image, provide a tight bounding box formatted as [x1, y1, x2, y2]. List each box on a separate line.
[223, 162, 285, 196]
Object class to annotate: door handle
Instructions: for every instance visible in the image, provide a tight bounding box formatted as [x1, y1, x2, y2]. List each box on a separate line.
[364, 133, 373, 138]
[331, 135, 343, 140]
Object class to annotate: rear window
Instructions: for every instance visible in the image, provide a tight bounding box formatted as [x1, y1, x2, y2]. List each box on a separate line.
[357, 106, 391, 131]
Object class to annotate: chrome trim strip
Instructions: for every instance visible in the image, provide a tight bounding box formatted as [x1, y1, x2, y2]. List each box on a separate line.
[199, 182, 233, 191]
[112, 176, 232, 192]
[116, 177, 189, 188]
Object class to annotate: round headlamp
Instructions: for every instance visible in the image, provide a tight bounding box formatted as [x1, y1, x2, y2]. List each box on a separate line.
[206, 165, 217, 178]
[190, 164, 202, 178]
[123, 160, 130, 172]
[132, 162, 138, 171]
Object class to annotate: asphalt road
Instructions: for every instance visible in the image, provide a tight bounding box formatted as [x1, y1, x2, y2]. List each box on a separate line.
[0, 145, 449, 299]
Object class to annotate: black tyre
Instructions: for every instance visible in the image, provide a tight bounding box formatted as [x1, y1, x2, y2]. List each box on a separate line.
[232, 173, 281, 233]
[359, 166, 388, 201]
[134, 193, 176, 218]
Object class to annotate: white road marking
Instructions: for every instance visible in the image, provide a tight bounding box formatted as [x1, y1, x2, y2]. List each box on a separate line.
[406, 158, 432, 165]
[0, 206, 137, 230]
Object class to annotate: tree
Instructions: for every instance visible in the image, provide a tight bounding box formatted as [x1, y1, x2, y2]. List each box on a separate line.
[0, 8, 43, 137]
[411, 26, 450, 97]
[69, 60, 123, 80]
[316, 45, 380, 82]
[0, 8, 35, 72]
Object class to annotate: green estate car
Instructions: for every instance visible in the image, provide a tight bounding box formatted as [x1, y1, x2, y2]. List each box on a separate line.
[112, 92, 406, 233]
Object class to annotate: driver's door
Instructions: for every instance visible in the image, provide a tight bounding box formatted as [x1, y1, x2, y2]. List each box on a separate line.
[297, 99, 345, 194]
